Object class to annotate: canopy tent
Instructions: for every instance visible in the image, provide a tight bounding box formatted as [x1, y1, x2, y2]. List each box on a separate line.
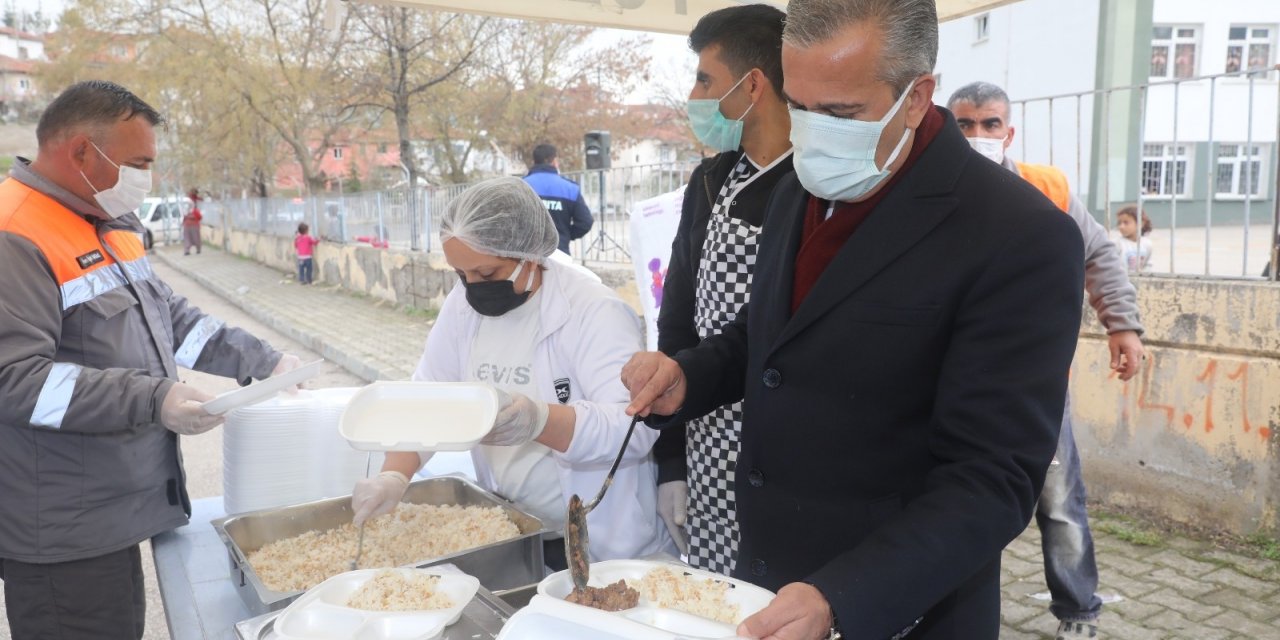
[347, 0, 1022, 35]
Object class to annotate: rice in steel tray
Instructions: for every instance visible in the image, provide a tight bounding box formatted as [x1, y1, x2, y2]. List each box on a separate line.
[346, 571, 454, 611]
[247, 503, 519, 592]
[635, 567, 740, 624]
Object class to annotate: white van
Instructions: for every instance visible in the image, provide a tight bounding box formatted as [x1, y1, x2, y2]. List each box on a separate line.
[135, 197, 192, 249]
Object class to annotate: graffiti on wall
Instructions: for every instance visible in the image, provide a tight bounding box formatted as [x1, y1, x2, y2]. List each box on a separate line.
[1074, 344, 1276, 462]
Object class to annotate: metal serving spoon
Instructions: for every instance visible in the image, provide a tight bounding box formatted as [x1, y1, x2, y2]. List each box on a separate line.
[565, 413, 642, 593]
[351, 452, 373, 571]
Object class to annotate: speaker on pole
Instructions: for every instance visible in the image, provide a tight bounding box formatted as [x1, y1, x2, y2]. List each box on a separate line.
[584, 131, 611, 170]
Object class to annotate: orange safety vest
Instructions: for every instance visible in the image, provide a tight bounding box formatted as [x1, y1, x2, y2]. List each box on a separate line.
[0, 179, 148, 310]
[1015, 162, 1072, 213]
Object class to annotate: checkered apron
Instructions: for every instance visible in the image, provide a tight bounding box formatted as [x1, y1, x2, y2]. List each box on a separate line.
[686, 154, 760, 574]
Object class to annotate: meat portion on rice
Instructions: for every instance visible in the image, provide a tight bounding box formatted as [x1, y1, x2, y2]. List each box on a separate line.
[565, 579, 640, 611]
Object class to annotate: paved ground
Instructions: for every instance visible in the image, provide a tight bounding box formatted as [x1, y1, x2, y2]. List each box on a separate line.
[5, 242, 1276, 638]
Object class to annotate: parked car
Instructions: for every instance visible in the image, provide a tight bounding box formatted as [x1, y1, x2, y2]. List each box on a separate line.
[135, 197, 192, 249]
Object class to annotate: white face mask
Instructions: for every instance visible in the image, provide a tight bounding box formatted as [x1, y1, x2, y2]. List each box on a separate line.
[789, 80, 916, 202]
[80, 140, 152, 219]
[967, 136, 1007, 164]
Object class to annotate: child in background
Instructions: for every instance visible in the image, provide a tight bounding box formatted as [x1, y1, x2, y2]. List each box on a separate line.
[295, 222, 319, 284]
[1114, 205, 1152, 273]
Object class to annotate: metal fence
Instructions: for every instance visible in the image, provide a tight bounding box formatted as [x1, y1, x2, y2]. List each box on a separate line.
[208, 71, 1280, 281]
[1009, 65, 1280, 280]
[204, 162, 699, 265]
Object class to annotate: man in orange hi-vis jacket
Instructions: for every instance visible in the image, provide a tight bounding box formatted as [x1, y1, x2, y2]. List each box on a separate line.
[948, 80, 1146, 640]
[0, 80, 303, 639]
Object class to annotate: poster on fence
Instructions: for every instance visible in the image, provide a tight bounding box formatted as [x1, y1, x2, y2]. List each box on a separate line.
[629, 186, 685, 351]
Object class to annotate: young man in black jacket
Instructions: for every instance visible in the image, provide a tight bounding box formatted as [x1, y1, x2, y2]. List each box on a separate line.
[652, 3, 793, 575]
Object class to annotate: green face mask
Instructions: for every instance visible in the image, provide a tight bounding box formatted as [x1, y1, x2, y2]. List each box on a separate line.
[686, 73, 754, 152]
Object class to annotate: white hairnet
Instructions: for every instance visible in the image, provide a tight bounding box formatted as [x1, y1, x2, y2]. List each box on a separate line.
[440, 176, 559, 263]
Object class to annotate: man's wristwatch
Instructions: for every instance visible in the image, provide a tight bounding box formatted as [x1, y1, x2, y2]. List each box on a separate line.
[827, 610, 843, 640]
[802, 580, 841, 640]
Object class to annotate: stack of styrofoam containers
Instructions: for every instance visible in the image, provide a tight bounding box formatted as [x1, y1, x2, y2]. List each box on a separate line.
[222, 387, 382, 515]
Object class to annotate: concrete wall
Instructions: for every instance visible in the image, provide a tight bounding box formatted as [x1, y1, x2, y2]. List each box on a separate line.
[203, 224, 457, 311]
[1074, 276, 1280, 533]
[207, 227, 1280, 534]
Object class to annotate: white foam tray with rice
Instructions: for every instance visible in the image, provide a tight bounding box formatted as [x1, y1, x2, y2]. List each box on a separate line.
[339, 381, 499, 451]
[497, 559, 775, 640]
[272, 568, 479, 640]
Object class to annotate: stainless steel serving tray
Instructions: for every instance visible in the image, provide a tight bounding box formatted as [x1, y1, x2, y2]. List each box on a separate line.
[234, 582, 517, 640]
[212, 476, 548, 616]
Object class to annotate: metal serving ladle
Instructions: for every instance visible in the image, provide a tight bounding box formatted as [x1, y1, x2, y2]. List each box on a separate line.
[350, 452, 373, 571]
[565, 413, 642, 592]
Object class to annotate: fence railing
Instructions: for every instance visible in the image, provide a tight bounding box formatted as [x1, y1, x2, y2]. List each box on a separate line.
[208, 70, 1280, 281]
[1009, 65, 1280, 280]
[203, 162, 700, 265]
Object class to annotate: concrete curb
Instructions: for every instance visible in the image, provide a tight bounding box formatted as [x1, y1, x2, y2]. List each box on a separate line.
[153, 250, 390, 382]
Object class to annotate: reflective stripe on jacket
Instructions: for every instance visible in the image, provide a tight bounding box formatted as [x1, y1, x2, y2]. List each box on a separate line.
[0, 168, 279, 563]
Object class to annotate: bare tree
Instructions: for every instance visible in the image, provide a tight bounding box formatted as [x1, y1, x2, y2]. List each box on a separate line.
[412, 20, 654, 182]
[345, 5, 498, 187]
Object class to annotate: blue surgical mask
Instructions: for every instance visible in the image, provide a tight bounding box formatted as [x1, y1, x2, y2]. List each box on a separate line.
[686, 73, 755, 152]
[790, 80, 916, 202]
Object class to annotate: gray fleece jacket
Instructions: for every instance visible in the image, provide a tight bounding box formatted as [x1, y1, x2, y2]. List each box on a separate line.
[1005, 157, 1144, 335]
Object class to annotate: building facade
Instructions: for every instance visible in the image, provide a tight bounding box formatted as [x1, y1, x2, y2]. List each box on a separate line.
[935, 0, 1278, 239]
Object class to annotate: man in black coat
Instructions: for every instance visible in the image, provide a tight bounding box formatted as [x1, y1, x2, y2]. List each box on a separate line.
[652, 3, 794, 573]
[624, 1, 1084, 638]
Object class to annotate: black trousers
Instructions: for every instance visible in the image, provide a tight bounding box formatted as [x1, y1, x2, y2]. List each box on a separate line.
[0, 544, 145, 640]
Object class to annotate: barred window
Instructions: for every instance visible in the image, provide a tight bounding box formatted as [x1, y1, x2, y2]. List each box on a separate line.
[1142, 144, 1191, 198]
[1215, 144, 1267, 198]
[1151, 25, 1198, 79]
[1226, 25, 1275, 77]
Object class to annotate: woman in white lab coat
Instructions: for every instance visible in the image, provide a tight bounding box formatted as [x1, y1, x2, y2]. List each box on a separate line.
[351, 177, 673, 567]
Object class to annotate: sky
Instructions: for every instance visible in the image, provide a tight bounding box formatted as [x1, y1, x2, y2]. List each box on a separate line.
[10, 0, 60, 19]
[598, 28, 696, 105]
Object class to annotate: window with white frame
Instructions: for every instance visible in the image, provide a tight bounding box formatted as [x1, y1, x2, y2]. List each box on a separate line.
[1226, 25, 1275, 75]
[1142, 143, 1191, 197]
[332, 147, 344, 159]
[1215, 144, 1268, 198]
[1151, 25, 1198, 79]
[973, 13, 990, 44]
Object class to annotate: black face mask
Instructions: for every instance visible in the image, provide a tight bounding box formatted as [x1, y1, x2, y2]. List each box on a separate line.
[463, 260, 533, 317]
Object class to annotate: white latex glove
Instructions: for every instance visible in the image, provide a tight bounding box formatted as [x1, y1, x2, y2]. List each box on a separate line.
[657, 480, 690, 555]
[352, 470, 409, 526]
[484, 388, 549, 446]
[160, 382, 224, 435]
[270, 353, 305, 394]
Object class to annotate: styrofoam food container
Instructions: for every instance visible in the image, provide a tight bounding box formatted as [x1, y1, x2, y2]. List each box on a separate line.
[273, 568, 480, 640]
[526, 559, 775, 639]
[202, 359, 325, 414]
[496, 595, 673, 640]
[339, 382, 499, 451]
